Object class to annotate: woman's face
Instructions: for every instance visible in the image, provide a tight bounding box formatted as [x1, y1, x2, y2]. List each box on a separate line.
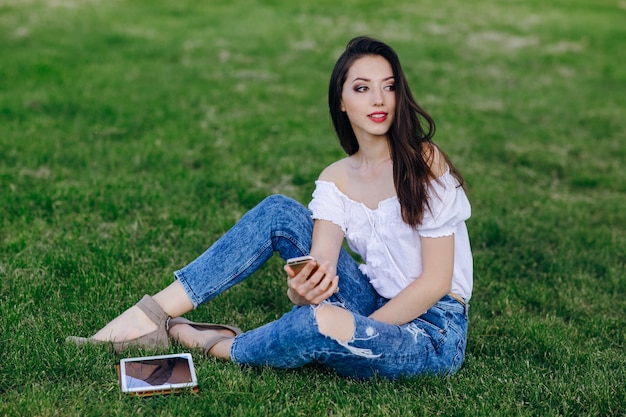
[340, 55, 396, 142]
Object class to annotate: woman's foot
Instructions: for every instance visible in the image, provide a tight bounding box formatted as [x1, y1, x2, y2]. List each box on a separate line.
[91, 305, 158, 343]
[68, 283, 194, 352]
[169, 322, 238, 359]
[67, 295, 171, 352]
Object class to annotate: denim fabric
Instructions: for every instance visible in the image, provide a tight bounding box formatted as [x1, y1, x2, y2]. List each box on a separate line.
[175, 195, 468, 380]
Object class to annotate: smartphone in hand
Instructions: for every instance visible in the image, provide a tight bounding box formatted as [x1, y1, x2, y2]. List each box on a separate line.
[286, 255, 319, 277]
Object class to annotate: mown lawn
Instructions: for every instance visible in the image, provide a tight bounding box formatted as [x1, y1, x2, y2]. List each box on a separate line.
[1, 0, 624, 415]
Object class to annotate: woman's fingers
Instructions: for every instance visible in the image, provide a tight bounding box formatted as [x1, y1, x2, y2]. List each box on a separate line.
[310, 275, 339, 304]
[286, 260, 338, 304]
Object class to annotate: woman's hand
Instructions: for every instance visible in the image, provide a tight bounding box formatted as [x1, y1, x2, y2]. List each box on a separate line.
[285, 259, 339, 306]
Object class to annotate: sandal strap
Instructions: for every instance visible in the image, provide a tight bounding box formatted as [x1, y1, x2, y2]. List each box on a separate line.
[168, 317, 241, 356]
[203, 335, 236, 356]
[136, 294, 170, 328]
[168, 317, 242, 335]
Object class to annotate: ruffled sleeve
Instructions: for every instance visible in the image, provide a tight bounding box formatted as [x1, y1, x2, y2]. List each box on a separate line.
[308, 181, 347, 233]
[418, 171, 471, 238]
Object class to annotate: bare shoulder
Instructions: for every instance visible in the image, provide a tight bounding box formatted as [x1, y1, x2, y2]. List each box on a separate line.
[318, 158, 350, 186]
[422, 142, 448, 179]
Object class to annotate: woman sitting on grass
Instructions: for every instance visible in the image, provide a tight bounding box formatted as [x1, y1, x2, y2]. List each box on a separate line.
[68, 36, 473, 380]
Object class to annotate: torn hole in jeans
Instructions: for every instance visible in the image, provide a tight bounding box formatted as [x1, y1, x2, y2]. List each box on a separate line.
[313, 303, 382, 359]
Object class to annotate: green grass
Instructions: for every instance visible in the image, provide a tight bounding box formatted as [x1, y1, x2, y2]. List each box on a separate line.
[1, 0, 624, 415]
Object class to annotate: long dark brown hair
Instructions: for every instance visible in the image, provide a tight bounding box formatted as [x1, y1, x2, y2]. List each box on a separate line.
[328, 36, 464, 228]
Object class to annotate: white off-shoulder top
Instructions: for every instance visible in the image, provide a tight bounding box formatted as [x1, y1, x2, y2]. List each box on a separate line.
[308, 170, 473, 300]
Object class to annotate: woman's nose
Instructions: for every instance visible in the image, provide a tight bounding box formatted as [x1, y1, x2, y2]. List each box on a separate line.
[371, 90, 383, 105]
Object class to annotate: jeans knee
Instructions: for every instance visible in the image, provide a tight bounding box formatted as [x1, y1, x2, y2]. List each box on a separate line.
[259, 194, 313, 240]
[258, 195, 306, 220]
[261, 194, 297, 211]
[315, 305, 355, 343]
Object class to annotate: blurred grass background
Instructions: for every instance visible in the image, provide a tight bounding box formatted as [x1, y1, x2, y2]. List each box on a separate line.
[1, 0, 624, 415]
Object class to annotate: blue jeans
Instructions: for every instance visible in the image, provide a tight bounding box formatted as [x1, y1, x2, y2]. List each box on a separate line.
[175, 195, 468, 380]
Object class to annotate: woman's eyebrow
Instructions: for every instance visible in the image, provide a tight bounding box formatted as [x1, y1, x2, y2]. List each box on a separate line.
[351, 76, 395, 83]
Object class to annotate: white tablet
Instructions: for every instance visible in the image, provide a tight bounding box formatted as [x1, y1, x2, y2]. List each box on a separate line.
[119, 353, 198, 396]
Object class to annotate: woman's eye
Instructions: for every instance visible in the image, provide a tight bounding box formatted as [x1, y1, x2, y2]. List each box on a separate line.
[354, 85, 368, 92]
[385, 84, 395, 91]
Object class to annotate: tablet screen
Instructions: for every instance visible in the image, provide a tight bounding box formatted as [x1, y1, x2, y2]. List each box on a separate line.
[119, 353, 198, 396]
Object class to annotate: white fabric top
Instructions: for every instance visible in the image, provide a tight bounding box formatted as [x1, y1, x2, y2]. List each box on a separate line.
[308, 170, 473, 300]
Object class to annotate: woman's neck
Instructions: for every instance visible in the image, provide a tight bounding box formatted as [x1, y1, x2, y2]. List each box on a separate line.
[352, 137, 391, 168]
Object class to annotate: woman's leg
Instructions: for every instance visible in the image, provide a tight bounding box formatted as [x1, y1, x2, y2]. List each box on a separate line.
[230, 295, 468, 380]
[314, 296, 469, 379]
[91, 194, 314, 343]
[173, 194, 319, 307]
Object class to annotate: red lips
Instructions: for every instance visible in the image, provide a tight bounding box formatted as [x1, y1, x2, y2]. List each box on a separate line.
[368, 112, 388, 123]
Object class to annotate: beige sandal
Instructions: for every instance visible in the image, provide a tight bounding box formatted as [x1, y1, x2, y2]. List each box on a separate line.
[168, 317, 242, 355]
[66, 294, 171, 353]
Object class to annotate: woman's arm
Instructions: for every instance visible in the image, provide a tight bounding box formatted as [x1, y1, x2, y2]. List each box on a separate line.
[286, 160, 347, 305]
[368, 234, 454, 325]
[285, 218, 344, 306]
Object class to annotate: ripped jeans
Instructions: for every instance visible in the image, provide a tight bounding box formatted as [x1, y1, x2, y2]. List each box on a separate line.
[174, 195, 469, 380]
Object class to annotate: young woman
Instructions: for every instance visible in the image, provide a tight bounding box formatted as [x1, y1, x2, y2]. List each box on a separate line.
[68, 36, 472, 380]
